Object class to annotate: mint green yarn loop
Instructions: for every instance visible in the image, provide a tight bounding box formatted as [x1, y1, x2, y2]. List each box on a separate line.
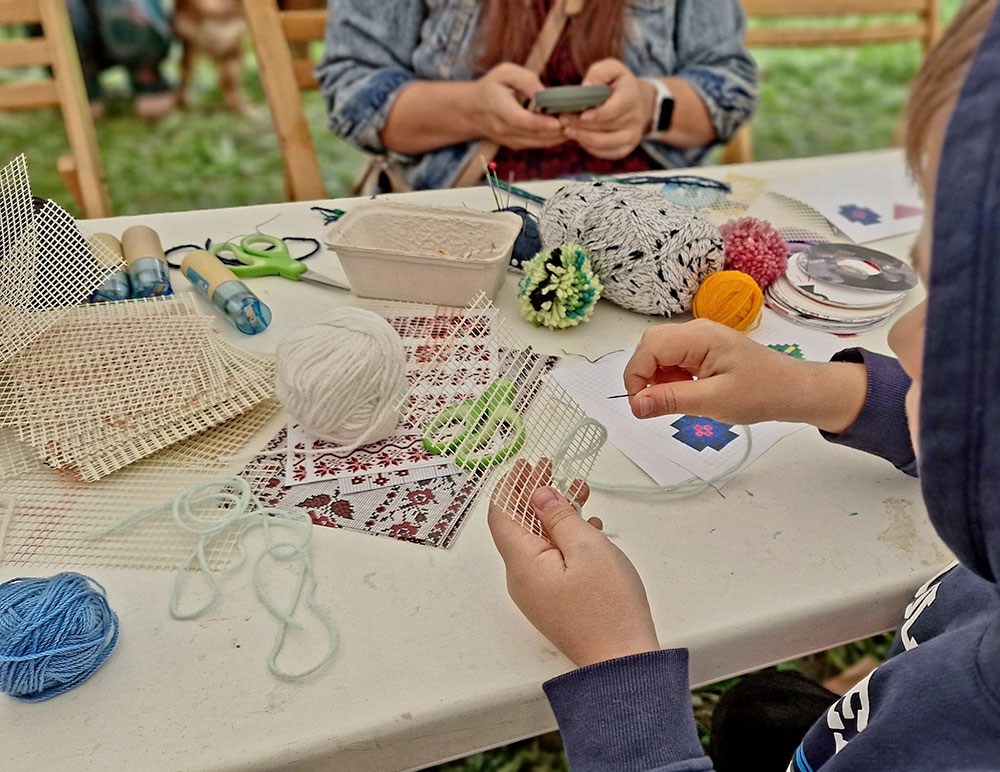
[87, 477, 338, 680]
[551, 418, 754, 498]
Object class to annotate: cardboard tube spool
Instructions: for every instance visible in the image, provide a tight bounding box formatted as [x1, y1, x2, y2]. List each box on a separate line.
[181, 249, 238, 301]
[86, 233, 131, 302]
[89, 233, 124, 267]
[121, 225, 166, 268]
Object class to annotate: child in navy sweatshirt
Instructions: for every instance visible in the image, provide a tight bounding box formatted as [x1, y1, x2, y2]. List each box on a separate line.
[488, 1, 1000, 768]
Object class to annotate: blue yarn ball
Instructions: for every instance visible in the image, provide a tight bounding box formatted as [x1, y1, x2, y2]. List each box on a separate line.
[496, 206, 543, 270]
[0, 572, 119, 702]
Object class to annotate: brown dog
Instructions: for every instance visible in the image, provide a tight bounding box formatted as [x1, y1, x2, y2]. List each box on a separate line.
[173, 0, 248, 112]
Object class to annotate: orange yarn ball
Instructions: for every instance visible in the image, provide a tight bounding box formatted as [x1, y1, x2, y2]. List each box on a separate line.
[692, 270, 763, 332]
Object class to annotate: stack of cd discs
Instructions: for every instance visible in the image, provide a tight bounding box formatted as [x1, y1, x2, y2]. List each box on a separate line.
[765, 243, 918, 334]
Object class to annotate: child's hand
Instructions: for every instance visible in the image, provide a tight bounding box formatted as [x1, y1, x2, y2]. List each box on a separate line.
[558, 59, 651, 159]
[473, 64, 566, 149]
[624, 319, 868, 433]
[488, 460, 660, 668]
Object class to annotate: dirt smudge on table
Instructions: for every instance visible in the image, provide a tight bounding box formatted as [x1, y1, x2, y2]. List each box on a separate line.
[878, 497, 917, 555]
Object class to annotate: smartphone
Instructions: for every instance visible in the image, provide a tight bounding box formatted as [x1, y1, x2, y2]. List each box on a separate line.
[531, 84, 611, 114]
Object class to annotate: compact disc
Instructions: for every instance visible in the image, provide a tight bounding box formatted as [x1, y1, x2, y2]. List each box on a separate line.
[767, 274, 901, 324]
[799, 243, 918, 292]
[786, 253, 907, 309]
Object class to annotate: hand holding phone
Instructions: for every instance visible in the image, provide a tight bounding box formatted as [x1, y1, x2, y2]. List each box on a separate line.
[531, 84, 611, 115]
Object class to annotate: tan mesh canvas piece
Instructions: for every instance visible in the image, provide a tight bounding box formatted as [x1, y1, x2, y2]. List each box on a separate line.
[0, 157, 121, 367]
[361, 293, 604, 539]
[2, 295, 275, 481]
[0, 399, 284, 569]
[700, 175, 840, 244]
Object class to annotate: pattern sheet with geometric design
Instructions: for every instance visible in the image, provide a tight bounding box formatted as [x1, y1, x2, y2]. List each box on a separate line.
[551, 310, 846, 486]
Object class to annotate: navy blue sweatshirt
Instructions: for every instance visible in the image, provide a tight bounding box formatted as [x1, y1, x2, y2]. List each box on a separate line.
[542, 9, 1000, 769]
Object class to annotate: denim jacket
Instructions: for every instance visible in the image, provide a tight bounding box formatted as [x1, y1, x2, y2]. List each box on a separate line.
[316, 0, 758, 190]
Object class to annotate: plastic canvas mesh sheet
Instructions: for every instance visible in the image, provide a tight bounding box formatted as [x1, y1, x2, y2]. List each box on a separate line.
[369, 294, 605, 540]
[0, 399, 283, 569]
[0, 156, 121, 367]
[697, 173, 841, 245]
[1, 295, 277, 482]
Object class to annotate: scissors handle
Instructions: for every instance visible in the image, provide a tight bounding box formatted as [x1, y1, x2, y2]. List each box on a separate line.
[210, 236, 307, 281]
[421, 380, 526, 468]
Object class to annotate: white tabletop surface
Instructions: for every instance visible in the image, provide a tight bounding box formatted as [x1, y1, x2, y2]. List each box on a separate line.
[1, 149, 947, 772]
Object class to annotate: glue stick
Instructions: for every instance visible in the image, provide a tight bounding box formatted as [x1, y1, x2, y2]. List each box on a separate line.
[122, 225, 172, 298]
[87, 233, 131, 302]
[181, 250, 272, 335]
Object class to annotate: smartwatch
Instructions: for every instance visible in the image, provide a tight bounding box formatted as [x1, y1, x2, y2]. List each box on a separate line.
[643, 77, 675, 135]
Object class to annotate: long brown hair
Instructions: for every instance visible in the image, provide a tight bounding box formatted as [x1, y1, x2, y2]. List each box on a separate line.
[905, 0, 998, 181]
[476, 0, 628, 75]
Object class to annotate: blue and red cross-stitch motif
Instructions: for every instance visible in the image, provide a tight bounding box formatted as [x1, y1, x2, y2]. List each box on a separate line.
[838, 204, 882, 226]
[671, 415, 739, 452]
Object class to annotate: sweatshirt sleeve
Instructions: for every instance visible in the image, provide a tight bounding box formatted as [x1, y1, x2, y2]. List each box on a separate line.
[315, 0, 423, 155]
[820, 348, 917, 476]
[543, 649, 715, 772]
[673, 0, 759, 142]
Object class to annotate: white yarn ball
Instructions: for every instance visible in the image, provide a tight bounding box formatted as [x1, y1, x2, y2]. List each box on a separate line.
[540, 181, 724, 316]
[275, 307, 407, 451]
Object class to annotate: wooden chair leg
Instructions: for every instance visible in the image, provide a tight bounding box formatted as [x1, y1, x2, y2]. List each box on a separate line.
[57, 154, 84, 213]
[722, 125, 755, 165]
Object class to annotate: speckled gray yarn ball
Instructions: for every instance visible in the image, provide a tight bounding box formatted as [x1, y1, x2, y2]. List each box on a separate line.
[540, 181, 724, 316]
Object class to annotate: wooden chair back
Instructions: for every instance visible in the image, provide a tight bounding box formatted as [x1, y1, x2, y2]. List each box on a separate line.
[723, 0, 941, 164]
[243, 0, 327, 201]
[0, 0, 113, 218]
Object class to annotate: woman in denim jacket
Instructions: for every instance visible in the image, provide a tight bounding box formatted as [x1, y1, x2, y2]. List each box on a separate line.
[316, 0, 758, 190]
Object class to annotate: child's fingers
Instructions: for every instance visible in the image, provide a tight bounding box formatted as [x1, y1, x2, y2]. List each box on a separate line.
[488, 463, 553, 567]
[567, 478, 591, 508]
[530, 486, 602, 554]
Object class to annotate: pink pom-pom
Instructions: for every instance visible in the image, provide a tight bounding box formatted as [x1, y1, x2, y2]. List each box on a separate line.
[720, 217, 788, 289]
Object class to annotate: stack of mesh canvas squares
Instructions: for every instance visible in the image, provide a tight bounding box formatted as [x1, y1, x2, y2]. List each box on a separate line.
[0, 155, 280, 568]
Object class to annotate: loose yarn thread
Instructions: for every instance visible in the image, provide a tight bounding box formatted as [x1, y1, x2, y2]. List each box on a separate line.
[0, 572, 119, 701]
[550, 418, 754, 501]
[87, 477, 337, 680]
[276, 307, 407, 452]
[692, 271, 763, 332]
[540, 181, 724, 317]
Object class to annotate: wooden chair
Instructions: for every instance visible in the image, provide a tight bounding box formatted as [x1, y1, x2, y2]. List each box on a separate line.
[0, 0, 112, 218]
[722, 0, 942, 165]
[243, 0, 327, 201]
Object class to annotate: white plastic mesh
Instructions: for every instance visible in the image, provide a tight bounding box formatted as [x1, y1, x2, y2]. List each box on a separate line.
[2, 295, 276, 482]
[0, 157, 122, 367]
[360, 294, 604, 539]
[0, 155, 281, 568]
[0, 400, 282, 569]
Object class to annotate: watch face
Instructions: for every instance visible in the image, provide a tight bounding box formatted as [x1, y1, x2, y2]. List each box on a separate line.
[656, 97, 675, 133]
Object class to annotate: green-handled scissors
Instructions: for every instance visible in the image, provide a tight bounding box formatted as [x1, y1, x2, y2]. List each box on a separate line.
[210, 234, 350, 291]
[422, 379, 526, 469]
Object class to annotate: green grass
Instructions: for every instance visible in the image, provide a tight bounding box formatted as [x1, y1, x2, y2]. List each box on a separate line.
[0, 4, 959, 769]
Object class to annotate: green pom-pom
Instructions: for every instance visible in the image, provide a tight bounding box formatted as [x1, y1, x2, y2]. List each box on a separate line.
[517, 245, 603, 329]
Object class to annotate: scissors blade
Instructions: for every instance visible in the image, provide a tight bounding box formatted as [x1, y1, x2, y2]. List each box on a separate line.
[299, 269, 351, 292]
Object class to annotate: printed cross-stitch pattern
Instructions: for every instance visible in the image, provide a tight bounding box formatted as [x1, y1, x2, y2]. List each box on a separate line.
[838, 204, 881, 226]
[287, 308, 558, 492]
[284, 307, 496, 488]
[767, 343, 805, 359]
[245, 428, 478, 549]
[671, 415, 740, 452]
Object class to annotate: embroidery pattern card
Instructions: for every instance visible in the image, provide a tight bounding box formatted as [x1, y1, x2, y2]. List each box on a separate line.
[551, 311, 846, 486]
[246, 428, 479, 549]
[283, 307, 500, 488]
[771, 162, 923, 244]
